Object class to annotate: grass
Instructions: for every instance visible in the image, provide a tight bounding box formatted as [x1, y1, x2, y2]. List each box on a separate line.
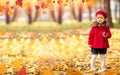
[0, 20, 119, 32]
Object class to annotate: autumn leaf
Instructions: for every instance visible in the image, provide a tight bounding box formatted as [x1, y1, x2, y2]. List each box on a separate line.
[41, 3, 48, 9]
[0, 65, 6, 75]
[106, 70, 115, 75]
[47, 0, 51, 4]
[16, 0, 23, 7]
[82, 0, 85, 2]
[7, 10, 13, 16]
[6, 1, 10, 5]
[53, 1, 55, 3]
[0, 5, 5, 12]
[63, 2, 68, 7]
[0, 30, 6, 36]
[12, 59, 23, 69]
[35, 5, 40, 10]
[49, 6, 54, 10]
[24, 3, 29, 8]
[86, 0, 90, 2]
[43, 69, 53, 75]
[11, 6, 14, 9]
[42, 10, 47, 14]
[16, 66, 26, 75]
[58, 0, 62, 4]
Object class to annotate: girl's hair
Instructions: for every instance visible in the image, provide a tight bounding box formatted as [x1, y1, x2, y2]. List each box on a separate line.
[93, 20, 109, 27]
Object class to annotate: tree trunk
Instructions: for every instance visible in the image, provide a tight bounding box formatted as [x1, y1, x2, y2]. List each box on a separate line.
[34, 9, 40, 22]
[27, 7, 32, 24]
[12, 6, 18, 22]
[88, 5, 92, 21]
[70, 2, 76, 20]
[99, 0, 104, 9]
[50, 9, 56, 22]
[78, 5, 82, 22]
[114, 1, 118, 20]
[118, 0, 120, 24]
[58, 4, 63, 24]
[104, 0, 113, 27]
[5, 8, 10, 24]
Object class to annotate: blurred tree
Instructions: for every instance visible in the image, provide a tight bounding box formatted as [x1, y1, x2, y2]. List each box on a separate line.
[104, 0, 113, 27]
[34, 6, 40, 22]
[114, 0, 118, 20]
[12, 6, 18, 21]
[70, 1, 77, 20]
[58, 1, 63, 24]
[99, 0, 104, 9]
[5, 1, 11, 24]
[118, 0, 120, 24]
[88, 5, 92, 21]
[86, 0, 93, 21]
[34, 0, 41, 22]
[50, 8, 56, 22]
[49, 2, 56, 22]
[78, 4, 83, 22]
[27, 4, 32, 24]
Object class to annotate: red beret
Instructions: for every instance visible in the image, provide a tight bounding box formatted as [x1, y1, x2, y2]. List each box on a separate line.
[95, 9, 107, 19]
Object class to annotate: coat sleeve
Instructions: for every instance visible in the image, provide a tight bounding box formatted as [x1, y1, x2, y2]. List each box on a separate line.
[106, 27, 112, 38]
[88, 26, 94, 45]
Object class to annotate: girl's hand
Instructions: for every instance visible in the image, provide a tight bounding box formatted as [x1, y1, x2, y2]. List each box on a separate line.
[89, 45, 92, 48]
[103, 32, 108, 38]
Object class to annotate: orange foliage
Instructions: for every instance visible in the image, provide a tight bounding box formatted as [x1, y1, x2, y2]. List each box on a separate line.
[58, 0, 62, 4]
[35, 5, 40, 10]
[47, 0, 51, 4]
[0, 65, 6, 75]
[16, 0, 23, 7]
[8, 10, 13, 16]
[106, 70, 115, 75]
[0, 5, 5, 12]
[41, 3, 48, 9]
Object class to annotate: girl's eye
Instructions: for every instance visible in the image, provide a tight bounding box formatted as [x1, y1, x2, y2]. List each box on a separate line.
[97, 17, 104, 19]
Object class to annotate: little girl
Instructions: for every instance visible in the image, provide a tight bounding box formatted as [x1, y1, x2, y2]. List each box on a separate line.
[88, 9, 112, 70]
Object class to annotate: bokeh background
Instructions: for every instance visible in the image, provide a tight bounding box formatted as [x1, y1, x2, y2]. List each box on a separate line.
[0, 0, 120, 75]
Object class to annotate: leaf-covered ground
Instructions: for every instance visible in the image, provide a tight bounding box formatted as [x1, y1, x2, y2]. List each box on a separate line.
[0, 28, 120, 75]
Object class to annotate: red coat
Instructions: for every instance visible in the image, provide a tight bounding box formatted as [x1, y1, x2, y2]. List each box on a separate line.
[88, 25, 112, 48]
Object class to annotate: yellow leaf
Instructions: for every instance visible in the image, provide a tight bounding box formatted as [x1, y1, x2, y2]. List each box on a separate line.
[106, 70, 115, 75]
[43, 69, 53, 75]
[42, 10, 47, 14]
[0, 30, 6, 36]
[8, 10, 13, 16]
[11, 59, 22, 69]
[0, 65, 6, 75]
[49, 6, 54, 11]
[63, 3, 68, 7]
[69, 71, 83, 75]
[24, 3, 29, 8]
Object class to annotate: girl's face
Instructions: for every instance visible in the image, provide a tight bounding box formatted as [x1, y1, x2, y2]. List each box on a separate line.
[96, 14, 105, 24]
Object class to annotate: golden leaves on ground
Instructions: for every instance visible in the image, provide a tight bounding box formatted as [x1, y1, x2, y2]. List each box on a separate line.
[0, 64, 6, 75]
[11, 59, 22, 69]
[0, 30, 6, 36]
[0, 29, 119, 75]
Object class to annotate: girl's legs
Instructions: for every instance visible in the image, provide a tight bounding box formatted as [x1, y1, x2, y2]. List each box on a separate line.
[90, 54, 97, 70]
[100, 54, 106, 70]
